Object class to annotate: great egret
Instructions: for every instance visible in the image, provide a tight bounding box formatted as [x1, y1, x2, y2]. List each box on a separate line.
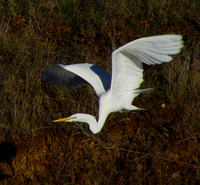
[41, 35, 183, 135]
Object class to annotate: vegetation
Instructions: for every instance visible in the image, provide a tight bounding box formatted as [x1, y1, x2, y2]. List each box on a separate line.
[0, 0, 200, 184]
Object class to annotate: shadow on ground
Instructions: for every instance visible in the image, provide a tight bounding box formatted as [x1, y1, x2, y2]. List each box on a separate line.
[0, 142, 17, 182]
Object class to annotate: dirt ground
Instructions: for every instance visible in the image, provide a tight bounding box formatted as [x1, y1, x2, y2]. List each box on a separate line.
[1, 96, 199, 184]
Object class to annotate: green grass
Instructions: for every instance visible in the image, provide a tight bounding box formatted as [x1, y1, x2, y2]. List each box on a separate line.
[0, 0, 200, 184]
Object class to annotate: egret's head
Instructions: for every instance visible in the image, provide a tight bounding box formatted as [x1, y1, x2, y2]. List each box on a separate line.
[53, 113, 99, 134]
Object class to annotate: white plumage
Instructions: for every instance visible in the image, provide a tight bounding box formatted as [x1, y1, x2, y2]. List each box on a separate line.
[41, 34, 183, 134]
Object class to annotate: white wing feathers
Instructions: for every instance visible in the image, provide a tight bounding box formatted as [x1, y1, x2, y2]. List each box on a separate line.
[41, 63, 111, 97]
[42, 35, 183, 101]
[110, 35, 183, 92]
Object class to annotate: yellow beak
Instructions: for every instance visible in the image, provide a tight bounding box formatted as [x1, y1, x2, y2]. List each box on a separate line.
[53, 116, 75, 122]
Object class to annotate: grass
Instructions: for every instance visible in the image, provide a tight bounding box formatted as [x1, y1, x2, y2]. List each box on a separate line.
[0, 0, 200, 184]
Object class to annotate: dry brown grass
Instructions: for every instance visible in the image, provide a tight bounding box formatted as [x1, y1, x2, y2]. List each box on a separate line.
[0, 0, 200, 184]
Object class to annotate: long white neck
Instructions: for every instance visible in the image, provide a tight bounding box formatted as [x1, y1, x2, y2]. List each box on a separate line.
[95, 107, 109, 133]
[90, 91, 112, 133]
[75, 92, 111, 134]
[89, 111, 109, 134]
[74, 108, 109, 134]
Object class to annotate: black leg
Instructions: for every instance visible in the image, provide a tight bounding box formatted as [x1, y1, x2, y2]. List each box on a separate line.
[131, 109, 176, 138]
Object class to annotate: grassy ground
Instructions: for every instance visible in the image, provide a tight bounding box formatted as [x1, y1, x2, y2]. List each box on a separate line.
[0, 0, 200, 184]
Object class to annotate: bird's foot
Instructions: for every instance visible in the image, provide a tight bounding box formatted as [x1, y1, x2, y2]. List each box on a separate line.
[131, 109, 176, 138]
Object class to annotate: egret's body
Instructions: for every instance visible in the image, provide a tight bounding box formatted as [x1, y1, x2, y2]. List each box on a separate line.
[41, 35, 183, 134]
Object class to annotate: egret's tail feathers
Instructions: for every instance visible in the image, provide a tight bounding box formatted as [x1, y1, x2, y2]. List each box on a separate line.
[133, 88, 153, 94]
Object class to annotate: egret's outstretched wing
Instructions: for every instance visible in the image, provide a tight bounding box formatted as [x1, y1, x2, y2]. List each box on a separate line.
[41, 63, 111, 97]
[110, 35, 183, 93]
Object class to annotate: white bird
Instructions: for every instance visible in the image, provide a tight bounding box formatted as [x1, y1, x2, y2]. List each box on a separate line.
[41, 35, 183, 135]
